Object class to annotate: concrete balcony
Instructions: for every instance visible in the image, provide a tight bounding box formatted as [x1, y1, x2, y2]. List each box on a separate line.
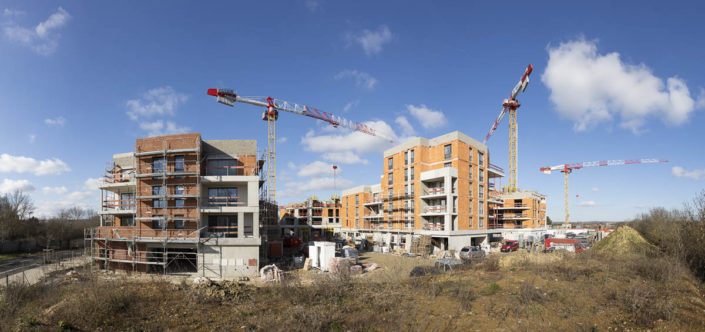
[488, 164, 505, 178]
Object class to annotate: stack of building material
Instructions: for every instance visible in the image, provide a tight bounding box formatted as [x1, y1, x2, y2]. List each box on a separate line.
[410, 235, 432, 255]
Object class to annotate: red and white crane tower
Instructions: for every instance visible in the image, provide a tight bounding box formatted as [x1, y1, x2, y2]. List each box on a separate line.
[484, 64, 534, 193]
[540, 158, 668, 228]
[207, 88, 394, 202]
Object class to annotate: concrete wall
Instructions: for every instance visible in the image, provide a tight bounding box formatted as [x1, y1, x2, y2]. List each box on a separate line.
[202, 140, 257, 157]
[198, 243, 259, 278]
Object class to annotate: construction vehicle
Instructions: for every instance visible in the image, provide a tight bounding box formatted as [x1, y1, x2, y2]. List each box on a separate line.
[501, 240, 519, 252]
[540, 158, 668, 228]
[484, 64, 534, 193]
[207, 88, 394, 202]
[544, 238, 584, 253]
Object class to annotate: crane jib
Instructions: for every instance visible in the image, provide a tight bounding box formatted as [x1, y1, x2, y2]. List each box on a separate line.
[302, 107, 375, 136]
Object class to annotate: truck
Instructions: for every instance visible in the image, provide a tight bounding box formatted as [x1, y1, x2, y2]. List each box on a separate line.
[544, 238, 584, 253]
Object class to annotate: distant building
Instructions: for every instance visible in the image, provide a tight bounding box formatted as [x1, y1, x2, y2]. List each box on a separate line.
[340, 131, 546, 252]
[279, 195, 341, 242]
[85, 133, 277, 278]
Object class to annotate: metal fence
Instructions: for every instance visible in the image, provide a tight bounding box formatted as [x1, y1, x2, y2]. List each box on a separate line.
[0, 249, 87, 287]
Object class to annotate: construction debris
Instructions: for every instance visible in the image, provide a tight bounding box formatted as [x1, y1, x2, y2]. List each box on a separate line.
[410, 235, 432, 255]
[260, 264, 283, 282]
[591, 226, 657, 256]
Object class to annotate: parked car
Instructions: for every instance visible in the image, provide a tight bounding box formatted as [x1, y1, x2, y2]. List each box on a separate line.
[501, 240, 519, 252]
[459, 246, 486, 260]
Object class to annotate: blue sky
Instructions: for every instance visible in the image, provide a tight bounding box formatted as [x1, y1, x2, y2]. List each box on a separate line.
[1, 1, 704, 221]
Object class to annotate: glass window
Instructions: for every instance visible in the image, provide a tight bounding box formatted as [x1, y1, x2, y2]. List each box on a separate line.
[152, 185, 164, 196]
[444, 144, 451, 160]
[208, 188, 238, 206]
[152, 157, 166, 174]
[479, 171, 484, 183]
[479, 202, 484, 215]
[479, 185, 484, 199]
[469, 200, 473, 214]
[388, 157, 393, 170]
[152, 216, 165, 229]
[388, 173, 393, 185]
[479, 152, 484, 167]
[174, 155, 184, 172]
[355, 195, 359, 205]
[120, 216, 134, 227]
[175, 199, 184, 208]
[469, 185, 473, 197]
[410, 166, 414, 180]
[444, 162, 451, 168]
[174, 215, 184, 229]
[404, 151, 408, 165]
[208, 215, 238, 237]
[410, 183, 414, 195]
[404, 185, 408, 195]
[410, 150, 414, 163]
[153, 199, 166, 209]
[388, 188, 393, 198]
[469, 147, 473, 162]
[469, 165, 473, 180]
[208, 159, 238, 176]
[175, 185, 184, 195]
[120, 193, 135, 210]
[479, 217, 484, 228]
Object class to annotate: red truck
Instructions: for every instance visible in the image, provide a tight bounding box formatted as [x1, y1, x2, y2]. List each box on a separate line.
[544, 238, 584, 253]
[501, 240, 519, 252]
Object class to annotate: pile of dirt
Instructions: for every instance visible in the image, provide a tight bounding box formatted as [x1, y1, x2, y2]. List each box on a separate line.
[591, 226, 657, 256]
[190, 280, 252, 303]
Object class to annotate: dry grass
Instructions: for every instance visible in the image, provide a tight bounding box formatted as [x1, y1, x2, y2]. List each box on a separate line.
[1, 247, 704, 331]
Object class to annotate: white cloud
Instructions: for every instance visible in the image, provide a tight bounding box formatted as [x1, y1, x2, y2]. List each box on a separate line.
[34, 190, 97, 218]
[0, 179, 34, 194]
[139, 120, 190, 137]
[28, 134, 36, 143]
[542, 38, 702, 133]
[672, 166, 705, 180]
[350, 25, 392, 55]
[83, 177, 102, 191]
[301, 120, 398, 155]
[322, 151, 369, 165]
[41, 186, 68, 195]
[3, 7, 70, 56]
[406, 104, 447, 129]
[579, 200, 597, 207]
[395, 116, 416, 136]
[0, 153, 70, 176]
[297, 161, 336, 177]
[343, 100, 359, 113]
[44, 116, 65, 127]
[126, 86, 188, 120]
[335, 70, 377, 90]
[591, 187, 599, 192]
[278, 137, 288, 144]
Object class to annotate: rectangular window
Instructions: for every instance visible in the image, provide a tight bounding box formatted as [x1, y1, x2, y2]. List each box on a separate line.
[469, 185, 473, 197]
[479, 171, 484, 183]
[410, 150, 414, 163]
[444, 144, 452, 160]
[152, 157, 166, 174]
[479, 152, 484, 167]
[388, 157, 393, 170]
[409, 199, 415, 213]
[152, 216, 165, 229]
[479, 185, 484, 199]
[404, 151, 408, 166]
[444, 162, 451, 168]
[479, 202, 484, 215]
[469, 147, 473, 162]
[175, 185, 184, 195]
[208, 158, 238, 176]
[469, 200, 473, 214]
[175, 199, 184, 208]
[152, 185, 164, 196]
[479, 217, 484, 228]
[355, 195, 359, 205]
[208, 215, 238, 237]
[174, 215, 184, 229]
[120, 216, 135, 227]
[208, 187, 238, 206]
[388, 173, 393, 185]
[388, 203, 393, 214]
[388, 188, 393, 198]
[469, 165, 473, 180]
[174, 155, 184, 172]
[410, 166, 414, 180]
[355, 208, 359, 217]
[120, 193, 135, 210]
[410, 183, 414, 196]
[153, 199, 166, 209]
[404, 184, 408, 195]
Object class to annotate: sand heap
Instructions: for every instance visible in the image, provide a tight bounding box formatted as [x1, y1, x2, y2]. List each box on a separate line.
[591, 226, 657, 256]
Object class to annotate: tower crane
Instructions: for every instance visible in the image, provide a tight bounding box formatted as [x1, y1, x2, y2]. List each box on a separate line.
[484, 64, 533, 193]
[540, 158, 668, 228]
[207, 88, 394, 202]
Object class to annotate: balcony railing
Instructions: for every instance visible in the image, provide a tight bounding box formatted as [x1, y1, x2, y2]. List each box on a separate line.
[102, 172, 135, 184]
[203, 197, 243, 207]
[85, 227, 201, 241]
[422, 223, 445, 231]
[423, 187, 445, 195]
[102, 199, 135, 211]
[424, 205, 447, 214]
[489, 163, 504, 173]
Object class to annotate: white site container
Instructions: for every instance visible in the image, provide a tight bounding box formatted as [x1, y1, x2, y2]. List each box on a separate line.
[314, 241, 336, 272]
[309, 245, 320, 268]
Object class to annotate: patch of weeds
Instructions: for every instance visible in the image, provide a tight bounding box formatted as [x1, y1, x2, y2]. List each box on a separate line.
[481, 283, 501, 296]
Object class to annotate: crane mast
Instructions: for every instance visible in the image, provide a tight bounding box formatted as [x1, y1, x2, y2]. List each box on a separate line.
[484, 64, 533, 193]
[540, 158, 668, 228]
[207, 88, 394, 203]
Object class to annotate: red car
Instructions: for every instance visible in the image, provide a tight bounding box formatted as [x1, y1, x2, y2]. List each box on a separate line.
[501, 240, 519, 252]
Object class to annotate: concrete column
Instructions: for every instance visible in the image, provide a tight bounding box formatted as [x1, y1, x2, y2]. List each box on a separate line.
[253, 212, 260, 238]
[238, 212, 244, 238]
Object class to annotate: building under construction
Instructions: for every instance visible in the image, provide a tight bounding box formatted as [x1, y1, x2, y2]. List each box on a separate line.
[84, 133, 278, 278]
[279, 195, 342, 242]
[340, 131, 546, 252]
